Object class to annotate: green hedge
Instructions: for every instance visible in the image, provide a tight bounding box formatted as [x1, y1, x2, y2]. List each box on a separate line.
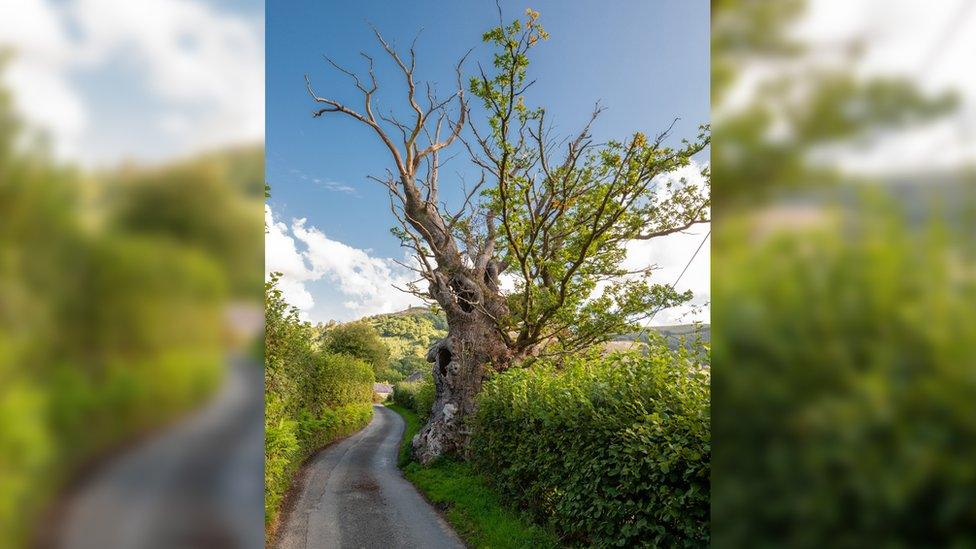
[264, 277, 375, 536]
[712, 209, 976, 546]
[388, 403, 561, 548]
[265, 400, 373, 526]
[471, 349, 710, 547]
[314, 352, 375, 408]
[0, 236, 225, 546]
[391, 371, 435, 421]
[0, 88, 257, 545]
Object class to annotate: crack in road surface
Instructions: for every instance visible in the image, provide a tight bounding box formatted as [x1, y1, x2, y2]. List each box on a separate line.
[275, 405, 463, 549]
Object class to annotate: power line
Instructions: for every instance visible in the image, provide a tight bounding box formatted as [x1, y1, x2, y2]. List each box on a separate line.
[642, 228, 711, 334]
[916, 0, 975, 78]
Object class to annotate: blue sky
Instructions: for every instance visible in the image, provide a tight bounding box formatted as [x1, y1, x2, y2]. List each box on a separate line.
[266, 0, 710, 323]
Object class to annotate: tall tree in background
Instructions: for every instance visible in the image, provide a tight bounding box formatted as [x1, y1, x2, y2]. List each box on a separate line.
[306, 10, 709, 462]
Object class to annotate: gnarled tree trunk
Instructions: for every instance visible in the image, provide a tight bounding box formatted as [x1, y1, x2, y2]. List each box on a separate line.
[412, 276, 511, 464]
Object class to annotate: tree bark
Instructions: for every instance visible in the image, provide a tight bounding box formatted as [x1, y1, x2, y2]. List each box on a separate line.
[412, 296, 509, 464]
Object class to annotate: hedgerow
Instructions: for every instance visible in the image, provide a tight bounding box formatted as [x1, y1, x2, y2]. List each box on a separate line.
[712, 211, 976, 547]
[391, 371, 435, 421]
[0, 233, 226, 546]
[314, 352, 375, 408]
[264, 276, 374, 537]
[471, 348, 710, 547]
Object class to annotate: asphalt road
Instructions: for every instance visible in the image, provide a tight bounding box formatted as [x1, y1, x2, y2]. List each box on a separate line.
[52, 356, 265, 549]
[275, 405, 463, 549]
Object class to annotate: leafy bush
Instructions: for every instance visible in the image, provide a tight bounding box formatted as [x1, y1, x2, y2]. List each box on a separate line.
[264, 276, 375, 535]
[392, 371, 435, 421]
[472, 349, 710, 547]
[112, 149, 265, 298]
[321, 322, 391, 380]
[264, 399, 374, 527]
[0, 231, 225, 544]
[415, 374, 436, 421]
[314, 352, 375, 409]
[392, 381, 418, 410]
[712, 206, 976, 547]
[0, 75, 255, 545]
[389, 403, 561, 548]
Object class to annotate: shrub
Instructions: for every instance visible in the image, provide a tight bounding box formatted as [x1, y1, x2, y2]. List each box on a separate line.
[313, 352, 375, 409]
[414, 374, 436, 421]
[392, 381, 417, 409]
[471, 349, 710, 547]
[321, 322, 390, 379]
[264, 277, 375, 535]
[0, 234, 226, 546]
[392, 371, 435, 421]
[712, 209, 976, 547]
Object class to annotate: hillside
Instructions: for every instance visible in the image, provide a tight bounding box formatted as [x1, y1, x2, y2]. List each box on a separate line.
[364, 308, 448, 379]
[366, 306, 707, 366]
[614, 324, 711, 352]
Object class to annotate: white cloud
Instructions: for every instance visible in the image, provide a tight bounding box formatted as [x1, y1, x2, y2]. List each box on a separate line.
[624, 226, 710, 326]
[312, 177, 358, 195]
[1, 0, 263, 164]
[265, 206, 317, 314]
[624, 160, 710, 326]
[1, 0, 87, 157]
[265, 206, 424, 322]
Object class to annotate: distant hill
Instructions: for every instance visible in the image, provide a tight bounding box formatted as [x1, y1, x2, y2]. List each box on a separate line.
[614, 324, 711, 352]
[367, 306, 708, 362]
[365, 307, 447, 363]
[378, 306, 442, 318]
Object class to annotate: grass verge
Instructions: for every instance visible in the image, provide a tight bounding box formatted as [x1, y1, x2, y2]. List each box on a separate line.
[385, 403, 560, 548]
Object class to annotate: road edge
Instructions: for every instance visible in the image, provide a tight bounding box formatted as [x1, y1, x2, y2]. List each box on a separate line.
[267, 410, 374, 547]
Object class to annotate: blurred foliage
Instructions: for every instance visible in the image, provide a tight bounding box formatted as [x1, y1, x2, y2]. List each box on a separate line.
[712, 0, 956, 207]
[713, 200, 976, 547]
[0, 66, 259, 544]
[712, 0, 976, 545]
[471, 347, 710, 547]
[264, 275, 374, 538]
[110, 146, 265, 297]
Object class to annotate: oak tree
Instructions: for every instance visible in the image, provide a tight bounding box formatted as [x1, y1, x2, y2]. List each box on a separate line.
[306, 10, 709, 462]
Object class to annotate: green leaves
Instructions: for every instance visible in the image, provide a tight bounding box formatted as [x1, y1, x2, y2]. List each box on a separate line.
[320, 321, 391, 380]
[392, 371, 436, 421]
[466, 12, 709, 356]
[264, 277, 375, 532]
[711, 202, 976, 547]
[471, 348, 711, 546]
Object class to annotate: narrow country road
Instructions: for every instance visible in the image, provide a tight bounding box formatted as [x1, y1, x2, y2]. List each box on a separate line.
[275, 405, 463, 549]
[52, 356, 265, 549]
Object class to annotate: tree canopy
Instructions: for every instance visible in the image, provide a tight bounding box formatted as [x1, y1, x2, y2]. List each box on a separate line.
[305, 10, 710, 363]
[320, 321, 391, 379]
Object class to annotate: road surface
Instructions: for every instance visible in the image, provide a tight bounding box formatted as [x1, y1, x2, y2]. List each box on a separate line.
[53, 356, 265, 549]
[274, 405, 463, 549]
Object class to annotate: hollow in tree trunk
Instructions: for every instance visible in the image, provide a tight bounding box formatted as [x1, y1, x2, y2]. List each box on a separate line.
[412, 304, 510, 464]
